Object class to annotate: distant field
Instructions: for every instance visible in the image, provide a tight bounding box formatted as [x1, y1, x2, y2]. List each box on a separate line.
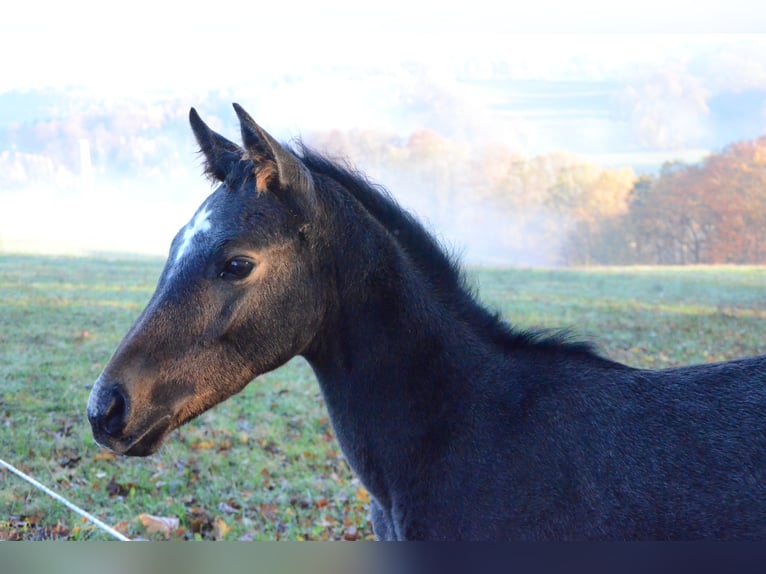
[1, 255, 764, 540]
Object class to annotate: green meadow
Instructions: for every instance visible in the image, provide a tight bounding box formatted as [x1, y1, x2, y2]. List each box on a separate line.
[1, 255, 764, 540]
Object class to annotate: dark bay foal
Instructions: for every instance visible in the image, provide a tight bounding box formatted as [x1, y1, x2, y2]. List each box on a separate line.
[88, 104, 766, 540]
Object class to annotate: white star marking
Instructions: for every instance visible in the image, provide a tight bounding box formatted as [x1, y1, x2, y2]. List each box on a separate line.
[175, 206, 212, 263]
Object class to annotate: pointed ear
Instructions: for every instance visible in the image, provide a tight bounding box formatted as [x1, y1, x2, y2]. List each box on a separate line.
[232, 103, 317, 215]
[189, 108, 241, 182]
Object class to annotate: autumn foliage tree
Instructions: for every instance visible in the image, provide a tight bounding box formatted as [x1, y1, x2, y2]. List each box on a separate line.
[621, 138, 766, 264]
[702, 139, 766, 262]
[545, 158, 634, 265]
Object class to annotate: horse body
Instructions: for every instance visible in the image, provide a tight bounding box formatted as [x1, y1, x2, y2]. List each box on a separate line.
[311, 291, 766, 539]
[87, 104, 766, 540]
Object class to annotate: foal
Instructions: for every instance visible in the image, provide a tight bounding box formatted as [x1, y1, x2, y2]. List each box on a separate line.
[89, 104, 766, 540]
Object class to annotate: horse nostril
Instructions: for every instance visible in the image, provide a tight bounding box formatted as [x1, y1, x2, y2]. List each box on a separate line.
[101, 385, 129, 437]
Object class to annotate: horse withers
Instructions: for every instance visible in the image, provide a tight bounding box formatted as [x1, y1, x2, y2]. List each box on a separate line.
[88, 104, 766, 540]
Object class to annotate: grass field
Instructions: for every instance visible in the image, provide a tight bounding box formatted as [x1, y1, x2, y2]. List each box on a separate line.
[1, 255, 764, 540]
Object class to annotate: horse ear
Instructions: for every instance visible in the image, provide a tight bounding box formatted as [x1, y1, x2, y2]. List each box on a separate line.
[189, 108, 241, 182]
[232, 103, 317, 215]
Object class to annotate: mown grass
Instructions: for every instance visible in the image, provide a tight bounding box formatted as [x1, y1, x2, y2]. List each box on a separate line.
[1, 255, 764, 540]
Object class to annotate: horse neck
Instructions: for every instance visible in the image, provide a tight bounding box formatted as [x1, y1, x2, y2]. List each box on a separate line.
[301, 205, 494, 489]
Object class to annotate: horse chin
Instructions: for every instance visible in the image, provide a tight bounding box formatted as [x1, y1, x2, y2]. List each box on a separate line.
[119, 414, 174, 457]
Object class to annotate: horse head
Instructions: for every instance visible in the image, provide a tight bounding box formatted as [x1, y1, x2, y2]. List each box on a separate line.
[87, 105, 325, 455]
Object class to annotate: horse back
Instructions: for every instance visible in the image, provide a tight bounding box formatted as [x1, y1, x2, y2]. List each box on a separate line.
[411, 353, 766, 540]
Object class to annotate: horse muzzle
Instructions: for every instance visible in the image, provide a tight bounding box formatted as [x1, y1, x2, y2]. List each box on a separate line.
[87, 377, 172, 456]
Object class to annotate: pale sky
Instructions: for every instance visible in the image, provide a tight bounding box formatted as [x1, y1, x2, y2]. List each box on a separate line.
[3, 1, 764, 95]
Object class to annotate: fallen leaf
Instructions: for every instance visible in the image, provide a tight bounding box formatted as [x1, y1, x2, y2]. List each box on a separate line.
[191, 440, 215, 450]
[114, 520, 131, 534]
[214, 517, 231, 539]
[355, 487, 370, 504]
[260, 467, 275, 489]
[138, 513, 179, 536]
[187, 507, 214, 535]
[343, 526, 358, 541]
[319, 516, 337, 528]
[106, 477, 130, 497]
[258, 503, 279, 521]
[93, 450, 116, 461]
[57, 452, 81, 468]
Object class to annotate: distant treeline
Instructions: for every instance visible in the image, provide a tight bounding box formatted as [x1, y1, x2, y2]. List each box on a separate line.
[599, 140, 766, 265]
[312, 129, 766, 265]
[2, 95, 764, 265]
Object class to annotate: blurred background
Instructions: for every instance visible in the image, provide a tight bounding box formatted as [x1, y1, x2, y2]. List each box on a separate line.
[1, 1, 765, 266]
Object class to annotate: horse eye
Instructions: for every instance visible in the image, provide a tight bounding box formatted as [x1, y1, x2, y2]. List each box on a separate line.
[219, 258, 254, 280]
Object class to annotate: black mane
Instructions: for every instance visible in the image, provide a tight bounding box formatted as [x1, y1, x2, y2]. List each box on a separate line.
[295, 143, 601, 359]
